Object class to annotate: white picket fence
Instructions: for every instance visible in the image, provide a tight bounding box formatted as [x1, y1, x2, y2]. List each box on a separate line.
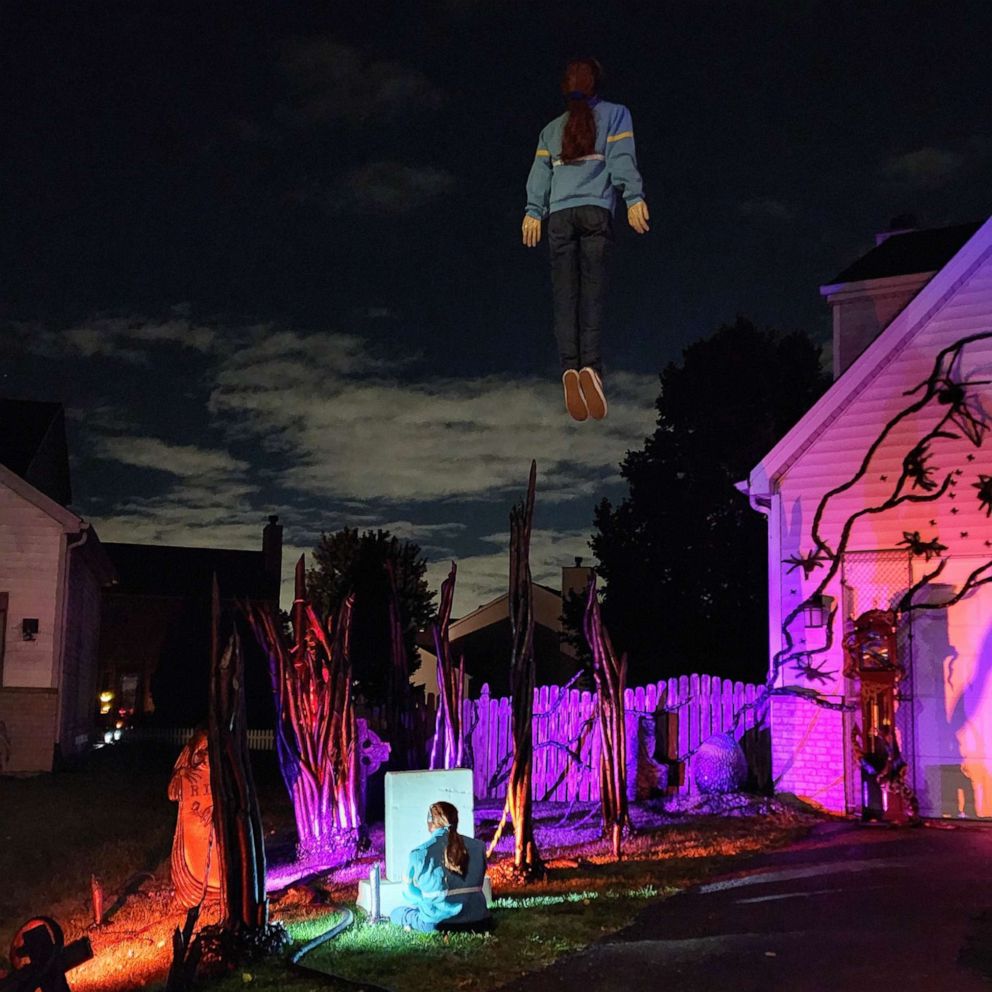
[122, 726, 275, 750]
[466, 674, 767, 802]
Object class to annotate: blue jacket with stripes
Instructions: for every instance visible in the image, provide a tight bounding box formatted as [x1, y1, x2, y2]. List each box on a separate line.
[525, 98, 645, 220]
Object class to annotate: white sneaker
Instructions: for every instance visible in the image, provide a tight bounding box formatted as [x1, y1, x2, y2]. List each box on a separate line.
[579, 367, 607, 420]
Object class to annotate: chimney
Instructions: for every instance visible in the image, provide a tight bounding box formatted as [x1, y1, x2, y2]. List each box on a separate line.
[561, 556, 593, 604]
[820, 217, 933, 380]
[262, 515, 283, 605]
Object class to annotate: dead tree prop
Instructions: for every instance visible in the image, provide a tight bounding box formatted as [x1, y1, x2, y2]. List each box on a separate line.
[583, 574, 629, 860]
[430, 562, 467, 769]
[207, 578, 268, 934]
[488, 461, 543, 878]
[385, 561, 414, 769]
[246, 556, 361, 858]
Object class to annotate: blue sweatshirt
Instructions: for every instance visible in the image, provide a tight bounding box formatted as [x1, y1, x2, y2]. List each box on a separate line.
[401, 827, 490, 926]
[525, 99, 645, 219]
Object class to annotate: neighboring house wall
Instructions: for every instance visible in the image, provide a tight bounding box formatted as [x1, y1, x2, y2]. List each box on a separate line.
[0, 477, 65, 771]
[756, 222, 992, 817]
[59, 540, 107, 755]
[0, 471, 111, 771]
[0, 478, 64, 689]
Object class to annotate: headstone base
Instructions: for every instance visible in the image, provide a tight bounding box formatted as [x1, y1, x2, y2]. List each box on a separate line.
[357, 877, 493, 919]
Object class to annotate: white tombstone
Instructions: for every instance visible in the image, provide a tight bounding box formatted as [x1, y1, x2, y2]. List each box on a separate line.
[357, 768, 492, 917]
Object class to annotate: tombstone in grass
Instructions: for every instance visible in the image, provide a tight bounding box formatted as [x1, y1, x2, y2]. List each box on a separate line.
[624, 712, 668, 801]
[356, 718, 391, 825]
[357, 768, 493, 918]
[168, 729, 221, 907]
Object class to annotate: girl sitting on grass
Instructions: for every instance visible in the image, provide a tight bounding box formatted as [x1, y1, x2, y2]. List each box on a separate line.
[389, 801, 490, 933]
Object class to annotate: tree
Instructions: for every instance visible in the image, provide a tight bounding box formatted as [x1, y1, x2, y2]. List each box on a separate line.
[307, 528, 435, 704]
[592, 317, 830, 684]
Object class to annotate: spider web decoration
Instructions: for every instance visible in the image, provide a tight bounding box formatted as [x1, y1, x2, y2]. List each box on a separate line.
[936, 373, 992, 447]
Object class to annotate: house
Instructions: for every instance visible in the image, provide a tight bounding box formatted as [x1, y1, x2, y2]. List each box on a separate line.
[412, 560, 592, 698]
[745, 215, 992, 818]
[0, 399, 115, 772]
[98, 516, 283, 727]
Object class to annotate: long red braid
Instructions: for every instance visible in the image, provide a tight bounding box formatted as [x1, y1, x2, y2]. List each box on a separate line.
[560, 58, 602, 163]
[429, 801, 469, 876]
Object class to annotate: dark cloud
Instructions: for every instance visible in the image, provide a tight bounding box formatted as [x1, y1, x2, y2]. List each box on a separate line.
[738, 197, 797, 223]
[277, 36, 443, 125]
[882, 146, 966, 191]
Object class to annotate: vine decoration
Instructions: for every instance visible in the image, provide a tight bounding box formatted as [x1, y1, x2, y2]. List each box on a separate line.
[755, 332, 992, 722]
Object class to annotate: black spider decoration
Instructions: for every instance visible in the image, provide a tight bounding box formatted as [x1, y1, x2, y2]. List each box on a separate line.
[783, 550, 830, 579]
[793, 656, 835, 685]
[903, 441, 938, 491]
[936, 374, 992, 447]
[973, 475, 992, 517]
[898, 530, 947, 560]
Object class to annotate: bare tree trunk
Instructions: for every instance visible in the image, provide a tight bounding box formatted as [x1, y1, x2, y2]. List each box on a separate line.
[430, 562, 466, 769]
[504, 462, 542, 878]
[583, 574, 629, 860]
[246, 556, 360, 858]
[207, 577, 268, 932]
[385, 561, 413, 770]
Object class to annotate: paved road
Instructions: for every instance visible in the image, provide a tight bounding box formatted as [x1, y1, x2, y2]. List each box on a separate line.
[503, 821, 992, 992]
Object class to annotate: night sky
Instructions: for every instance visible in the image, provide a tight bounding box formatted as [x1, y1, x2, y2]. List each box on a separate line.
[4, 1, 991, 612]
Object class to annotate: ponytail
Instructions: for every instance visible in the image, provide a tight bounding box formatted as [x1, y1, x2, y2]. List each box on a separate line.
[429, 801, 469, 876]
[560, 58, 602, 163]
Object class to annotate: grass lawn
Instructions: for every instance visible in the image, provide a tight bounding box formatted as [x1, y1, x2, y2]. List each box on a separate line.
[1, 744, 819, 992]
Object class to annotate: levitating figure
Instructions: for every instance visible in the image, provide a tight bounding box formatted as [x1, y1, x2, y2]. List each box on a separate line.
[523, 58, 649, 421]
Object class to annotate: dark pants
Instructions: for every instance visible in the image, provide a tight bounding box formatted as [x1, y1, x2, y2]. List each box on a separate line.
[548, 205, 613, 374]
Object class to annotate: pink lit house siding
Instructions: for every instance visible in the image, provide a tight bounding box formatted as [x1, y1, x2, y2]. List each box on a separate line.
[748, 216, 992, 817]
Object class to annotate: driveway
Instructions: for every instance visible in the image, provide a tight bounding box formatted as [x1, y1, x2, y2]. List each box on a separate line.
[501, 821, 992, 991]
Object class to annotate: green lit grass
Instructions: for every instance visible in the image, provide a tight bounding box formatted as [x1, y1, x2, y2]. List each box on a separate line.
[210, 816, 814, 992]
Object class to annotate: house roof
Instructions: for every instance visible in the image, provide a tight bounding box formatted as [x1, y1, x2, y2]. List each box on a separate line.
[749, 214, 992, 492]
[103, 543, 275, 600]
[0, 398, 71, 504]
[0, 461, 81, 531]
[826, 222, 983, 286]
[0, 462, 115, 582]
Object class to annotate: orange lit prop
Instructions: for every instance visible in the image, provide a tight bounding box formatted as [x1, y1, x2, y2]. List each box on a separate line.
[168, 730, 221, 907]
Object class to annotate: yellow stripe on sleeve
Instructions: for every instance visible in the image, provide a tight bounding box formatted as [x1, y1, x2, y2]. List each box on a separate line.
[535, 149, 551, 157]
[606, 130, 634, 143]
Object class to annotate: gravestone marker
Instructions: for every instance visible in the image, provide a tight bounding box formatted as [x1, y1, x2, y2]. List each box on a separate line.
[168, 730, 221, 907]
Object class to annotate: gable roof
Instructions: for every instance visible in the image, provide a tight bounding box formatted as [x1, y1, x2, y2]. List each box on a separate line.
[825, 222, 983, 286]
[749, 214, 992, 492]
[0, 398, 72, 505]
[0, 461, 81, 531]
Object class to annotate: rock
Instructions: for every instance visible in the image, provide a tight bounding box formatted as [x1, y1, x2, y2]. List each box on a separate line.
[693, 732, 747, 794]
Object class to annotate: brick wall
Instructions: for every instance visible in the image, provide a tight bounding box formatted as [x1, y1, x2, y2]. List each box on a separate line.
[770, 694, 847, 813]
[0, 687, 58, 772]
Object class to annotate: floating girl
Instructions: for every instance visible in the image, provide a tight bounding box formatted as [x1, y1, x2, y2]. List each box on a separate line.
[523, 57, 649, 421]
